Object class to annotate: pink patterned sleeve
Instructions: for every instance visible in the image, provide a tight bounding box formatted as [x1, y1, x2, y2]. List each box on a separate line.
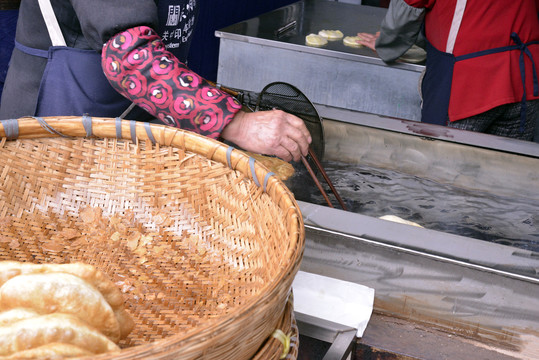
[101, 26, 242, 139]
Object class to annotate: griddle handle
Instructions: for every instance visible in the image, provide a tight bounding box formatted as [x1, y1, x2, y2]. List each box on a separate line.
[275, 20, 297, 37]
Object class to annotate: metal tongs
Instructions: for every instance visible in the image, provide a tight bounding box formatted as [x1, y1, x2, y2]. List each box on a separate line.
[213, 81, 347, 211]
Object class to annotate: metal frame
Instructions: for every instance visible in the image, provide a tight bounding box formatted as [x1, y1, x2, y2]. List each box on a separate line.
[295, 312, 357, 360]
[298, 208, 539, 351]
[216, 0, 425, 121]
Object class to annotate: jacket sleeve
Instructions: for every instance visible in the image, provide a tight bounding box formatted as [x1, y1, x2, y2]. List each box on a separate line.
[69, 0, 159, 51]
[102, 26, 242, 139]
[375, 0, 427, 63]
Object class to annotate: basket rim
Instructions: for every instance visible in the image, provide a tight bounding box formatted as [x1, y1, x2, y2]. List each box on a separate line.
[0, 116, 305, 359]
[1, 116, 298, 203]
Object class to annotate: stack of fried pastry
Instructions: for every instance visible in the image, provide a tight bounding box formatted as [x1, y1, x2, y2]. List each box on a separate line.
[0, 261, 134, 359]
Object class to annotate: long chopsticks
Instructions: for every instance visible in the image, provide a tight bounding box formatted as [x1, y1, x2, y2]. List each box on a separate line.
[301, 147, 347, 211]
[210, 80, 347, 210]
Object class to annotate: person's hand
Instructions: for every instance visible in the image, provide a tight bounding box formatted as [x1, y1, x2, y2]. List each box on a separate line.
[220, 109, 312, 162]
[357, 31, 380, 52]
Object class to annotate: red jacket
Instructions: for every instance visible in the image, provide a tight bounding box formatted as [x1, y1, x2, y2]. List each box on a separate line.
[406, 0, 539, 121]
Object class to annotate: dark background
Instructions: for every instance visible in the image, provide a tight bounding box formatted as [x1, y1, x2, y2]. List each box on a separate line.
[187, 0, 298, 81]
[0, 0, 21, 100]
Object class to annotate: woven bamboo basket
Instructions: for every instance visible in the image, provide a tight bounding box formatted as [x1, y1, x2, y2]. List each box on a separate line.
[253, 293, 299, 360]
[0, 116, 304, 360]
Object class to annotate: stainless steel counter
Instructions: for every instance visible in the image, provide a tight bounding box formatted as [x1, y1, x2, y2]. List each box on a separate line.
[214, 2, 539, 357]
[296, 115, 539, 359]
[300, 209, 539, 359]
[216, 0, 424, 121]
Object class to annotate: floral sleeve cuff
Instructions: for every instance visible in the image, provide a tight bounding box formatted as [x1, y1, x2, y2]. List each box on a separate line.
[102, 26, 242, 139]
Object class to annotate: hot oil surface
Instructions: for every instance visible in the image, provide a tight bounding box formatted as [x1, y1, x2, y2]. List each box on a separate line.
[288, 160, 539, 252]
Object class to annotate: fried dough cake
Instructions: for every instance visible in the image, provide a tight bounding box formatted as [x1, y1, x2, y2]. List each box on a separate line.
[0, 308, 39, 326]
[0, 262, 124, 308]
[0, 272, 121, 342]
[244, 152, 295, 181]
[0, 342, 93, 359]
[0, 313, 119, 356]
[0, 261, 134, 340]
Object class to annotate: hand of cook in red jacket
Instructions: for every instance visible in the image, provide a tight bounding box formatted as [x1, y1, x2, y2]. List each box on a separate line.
[356, 31, 380, 52]
[221, 109, 312, 162]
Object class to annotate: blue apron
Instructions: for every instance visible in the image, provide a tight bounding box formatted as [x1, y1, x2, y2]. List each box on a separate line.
[15, 0, 198, 118]
[421, 33, 539, 129]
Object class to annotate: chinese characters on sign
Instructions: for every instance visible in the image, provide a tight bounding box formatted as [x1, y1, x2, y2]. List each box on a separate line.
[161, 0, 197, 51]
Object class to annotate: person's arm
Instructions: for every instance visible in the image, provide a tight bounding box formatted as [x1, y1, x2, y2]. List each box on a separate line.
[358, 0, 428, 63]
[102, 26, 311, 161]
[102, 26, 240, 140]
[71, 0, 310, 162]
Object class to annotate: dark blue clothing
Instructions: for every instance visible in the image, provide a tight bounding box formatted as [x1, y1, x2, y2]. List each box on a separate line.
[7, 0, 197, 119]
[0, 10, 18, 101]
[0, 0, 157, 119]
